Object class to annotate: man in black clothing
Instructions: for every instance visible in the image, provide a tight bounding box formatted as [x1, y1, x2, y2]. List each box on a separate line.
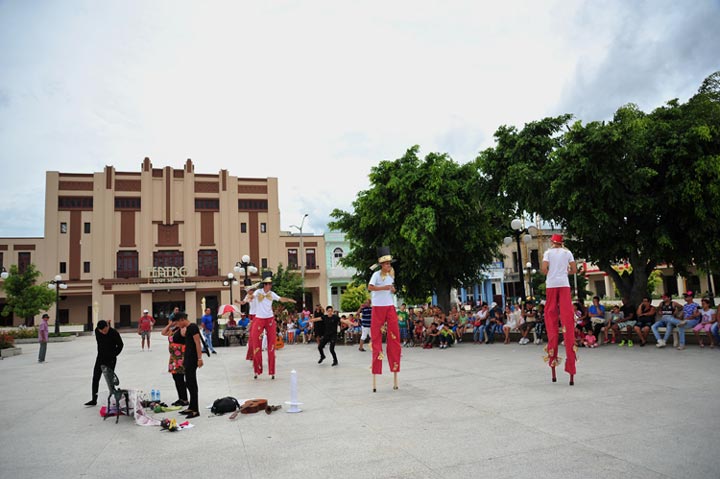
[85, 320, 124, 406]
[311, 306, 353, 366]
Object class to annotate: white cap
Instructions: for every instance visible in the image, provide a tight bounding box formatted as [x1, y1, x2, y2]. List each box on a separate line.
[143, 309, 149, 313]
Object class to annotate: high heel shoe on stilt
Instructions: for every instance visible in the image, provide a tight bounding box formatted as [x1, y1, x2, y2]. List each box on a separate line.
[569, 374, 575, 386]
[551, 366, 557, 383]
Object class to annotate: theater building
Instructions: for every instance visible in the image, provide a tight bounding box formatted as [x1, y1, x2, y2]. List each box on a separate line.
[0, 158, 327, 328]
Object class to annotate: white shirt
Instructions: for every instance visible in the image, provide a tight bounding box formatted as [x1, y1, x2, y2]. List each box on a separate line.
[369, 270, 395, 307]
[543, 247, 575, 288]
[254, 289, 280, 317]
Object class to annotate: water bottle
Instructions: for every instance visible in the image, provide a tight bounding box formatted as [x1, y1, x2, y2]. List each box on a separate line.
[151, 389, 157, 401]
[156, 389, 161, 402]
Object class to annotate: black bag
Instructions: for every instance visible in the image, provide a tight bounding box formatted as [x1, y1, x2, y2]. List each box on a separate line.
[211, 396, 240, 415]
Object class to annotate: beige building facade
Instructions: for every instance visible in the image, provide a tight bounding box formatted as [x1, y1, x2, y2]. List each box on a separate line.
[0, 159, 327, 328]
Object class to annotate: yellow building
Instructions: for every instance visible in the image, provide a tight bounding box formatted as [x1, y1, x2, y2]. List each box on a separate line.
[0, 159, 327, 328]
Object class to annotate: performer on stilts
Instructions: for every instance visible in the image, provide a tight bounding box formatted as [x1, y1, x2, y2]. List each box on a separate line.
[248, 272, 296, 379]
[541, 234, 578, 386]
[236, 285, 258, 362]
[368, 246, 401, 392]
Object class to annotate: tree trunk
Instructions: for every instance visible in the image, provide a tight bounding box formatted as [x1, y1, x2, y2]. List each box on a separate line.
[602, 256, 654, 307]
[435, 283, 451, 313]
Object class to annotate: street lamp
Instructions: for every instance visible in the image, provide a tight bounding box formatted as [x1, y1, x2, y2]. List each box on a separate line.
[234, 255, 258, 314]
[290, 213, 309, 310]
[1, 266, 8, 280]
[525, 261, 537, 298]
[47, 274, 68, 336]
[503, 219, 536, 302]
[223, 272, 239, 304]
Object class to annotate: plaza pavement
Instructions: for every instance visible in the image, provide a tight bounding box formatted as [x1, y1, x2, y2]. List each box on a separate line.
[1, 333, 719, 479]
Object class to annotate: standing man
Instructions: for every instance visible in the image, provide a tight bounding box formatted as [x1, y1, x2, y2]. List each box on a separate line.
[541, 234, 578, 386]
[368, 246, 401, 392]
[200, 307, 217, 355]
[249, 272, 296, 379]
[356, 299, 372, 351]
[137, 309, 155, 351]
[310, 306, 354, 366]
[38, 313, 49, 363]
[85, 319, 124, 406]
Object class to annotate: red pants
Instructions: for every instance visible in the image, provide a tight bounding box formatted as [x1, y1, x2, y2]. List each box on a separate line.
[371, 306, 401, 374]
[249, 316, 276, 375]
[544, 286, 576, 375]
[245, 315, 255, 361]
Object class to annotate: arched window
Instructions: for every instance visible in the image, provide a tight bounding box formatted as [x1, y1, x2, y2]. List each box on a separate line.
[332, 248, 344, 267]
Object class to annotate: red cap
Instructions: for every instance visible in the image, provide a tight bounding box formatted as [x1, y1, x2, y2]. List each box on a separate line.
[550, 234, 563, 244]
[683, 290, 694, 297]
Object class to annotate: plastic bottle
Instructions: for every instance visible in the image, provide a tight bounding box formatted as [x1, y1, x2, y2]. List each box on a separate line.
[156, 389, 161, 402]
[151, 389, 157, 401]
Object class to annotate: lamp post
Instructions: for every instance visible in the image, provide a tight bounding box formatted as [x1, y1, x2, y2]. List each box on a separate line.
[223, 272, 239, 304]
[234, 255, 258, 312]
[47, 275, 68, 336]
[503, 219, 535, 303]
[290, 214, 309, 310]
[525, 262, 537, 299]
[0, 267, 8, 280]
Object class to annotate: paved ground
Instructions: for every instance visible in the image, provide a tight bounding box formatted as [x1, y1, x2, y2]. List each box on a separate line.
[1, 333, 719, 479]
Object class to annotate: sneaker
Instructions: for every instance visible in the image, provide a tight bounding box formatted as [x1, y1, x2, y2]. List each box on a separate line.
[656, 339, 666, 348]
[84, 399, 97, 406]
[627, 340, 634, 347]
[212, 351, 217, 354]
[618, 340, 625, 347]
[677, 344, 686, 350]
[678, 319, 687, 326]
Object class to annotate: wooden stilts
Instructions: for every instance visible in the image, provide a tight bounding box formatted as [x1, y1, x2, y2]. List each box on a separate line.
[393, 372, 398, 390]
[372, 374, 377, 393]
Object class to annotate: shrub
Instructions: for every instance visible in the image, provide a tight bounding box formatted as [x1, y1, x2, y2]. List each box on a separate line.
[0, 333, 15, 349]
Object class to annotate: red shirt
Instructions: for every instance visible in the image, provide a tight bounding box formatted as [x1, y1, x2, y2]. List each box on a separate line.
[138, 314, 154, 331]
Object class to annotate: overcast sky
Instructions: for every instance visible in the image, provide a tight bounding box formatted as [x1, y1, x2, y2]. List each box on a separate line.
[1, 0, 718, 237]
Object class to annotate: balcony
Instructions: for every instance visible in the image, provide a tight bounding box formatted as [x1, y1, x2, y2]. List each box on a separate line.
[115, 270, 139, 279]
[196, 267, 220, 277]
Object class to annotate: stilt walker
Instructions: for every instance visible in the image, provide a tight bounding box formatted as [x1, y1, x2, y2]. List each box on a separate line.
[248, 272, 296, 379]
[236, 286, 258, 361]
[368, 246, 401, 392]
[541, 234, 578, 386]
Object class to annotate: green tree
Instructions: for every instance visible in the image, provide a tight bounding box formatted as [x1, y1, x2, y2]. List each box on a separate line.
[340, 282, 369, 312]
[478, 72, 720, 307]
[264, 263, 302, 313]
[330, 146, 507, 312]
[0, 264, 56, 324]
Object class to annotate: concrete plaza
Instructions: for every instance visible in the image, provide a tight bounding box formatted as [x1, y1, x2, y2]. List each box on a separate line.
[1, 333, 719, 479]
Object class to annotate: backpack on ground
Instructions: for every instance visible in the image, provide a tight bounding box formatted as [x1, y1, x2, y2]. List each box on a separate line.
[211, 396, 240, 415]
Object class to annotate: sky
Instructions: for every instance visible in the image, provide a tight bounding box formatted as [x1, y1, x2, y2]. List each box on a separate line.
[1, 0, 718, 237]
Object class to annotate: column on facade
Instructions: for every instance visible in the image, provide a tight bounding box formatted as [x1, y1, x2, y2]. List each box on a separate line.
[604, 275, 614, 299]
[676, 275, 686, 296]
[140, 292, 153, 319]
[185, 290, 198, 321]
[101, 294, 115, 328]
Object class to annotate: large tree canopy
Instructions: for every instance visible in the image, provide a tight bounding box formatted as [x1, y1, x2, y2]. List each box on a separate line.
[478, 72, 720, 306]
[0, 264, 56, 323]
[330, 146, 507, 312]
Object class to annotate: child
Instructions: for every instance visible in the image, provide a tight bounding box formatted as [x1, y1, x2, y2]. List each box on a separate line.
[603, 305, 623, 344]
[423, 323, 439, 349]
[583, 332, 598, 348]
[285, 316, 296, 344]
[693, 298, 716, 348]
[414, 318, 425, 346]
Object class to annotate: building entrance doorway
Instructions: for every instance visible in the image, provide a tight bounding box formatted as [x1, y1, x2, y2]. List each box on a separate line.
[153, 301, 186, 326]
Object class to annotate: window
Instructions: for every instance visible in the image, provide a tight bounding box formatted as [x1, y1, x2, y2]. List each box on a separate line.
[260, 223, 267, 233]
[287, 249, 298, 269]
[240, 223, 247, 233]
[238, 199, 268, 211]
[58, 196, 93, 210]
[60, 222, 67, 234]
[332, 247, 344, 267]
[116, 251, 139, 278]
[18, 252, 31, 274]
[194, 199, 219, 211]
[84, 222, 91, 234]
[306, 248, 316, 269]
[261, 258, 268, 269]
[83, 261, 90, 273]
[153, 250, 184, 268]
[114, 197, 141, 210]
[530, 249, 539, 269]
[59, 262, 67, 274]
[197, 250, 218, 276]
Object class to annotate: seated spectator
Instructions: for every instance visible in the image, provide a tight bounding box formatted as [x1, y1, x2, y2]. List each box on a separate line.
[603, 305, 623, 344]
[438, 322, 453, 349]
[486, 307, 504, 344]
[574, 302, 590, 342]
[633, 296, 656, 346]
[473, 303, 489, 344]
[238, 313, 250, 329]
[588, 296, 607, 341]
[226, 313, 237, 328]
[503, 304, 522, 344]
[693, 298, 716, 348]
[457, 310, 469, 341]
[676, 291, 701, 350]
[519, 300, 537, 345]
[534, 302, 546, 344]
[423, 322, 439, 349]
[651, 292, 682, 348]
[397, 304, 410, 347]
[616, 297, 637, 347]
[297, 314, 310, 344]
[582, 331, 598, 348]
[413, 317, 425, 345]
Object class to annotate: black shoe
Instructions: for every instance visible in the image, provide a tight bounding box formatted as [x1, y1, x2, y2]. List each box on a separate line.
[318, 356, 325, 364]
[179, 409, 196, 415]
[84, 399, 97, 406]
[172, 399, 189, 407]
[332, 361, 338, 366]
[184, 410, 200, 418]
[212, 350, 217, 354]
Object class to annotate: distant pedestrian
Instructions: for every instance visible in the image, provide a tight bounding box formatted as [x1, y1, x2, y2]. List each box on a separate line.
[356, 300, 372, 351]
[137, 309, 155, 351]
[85, 320, 124, 406]
[310, 306, 354, 366]
[200, 308, 217, 355]
[38, 313, 49, 363]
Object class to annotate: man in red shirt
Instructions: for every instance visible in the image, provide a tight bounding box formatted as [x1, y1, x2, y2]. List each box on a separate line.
[138, 309, 155, 351]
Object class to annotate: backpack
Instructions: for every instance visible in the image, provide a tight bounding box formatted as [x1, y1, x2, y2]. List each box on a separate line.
[211, 396, 240, 415]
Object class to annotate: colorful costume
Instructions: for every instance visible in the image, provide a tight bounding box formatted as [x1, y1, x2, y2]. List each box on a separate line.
[369, 247, 401, 375]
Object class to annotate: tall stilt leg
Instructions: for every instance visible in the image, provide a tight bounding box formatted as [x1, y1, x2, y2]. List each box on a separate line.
[551, 366, 557, 383]
[393, 372, 398, 390]
[569, 374, 574, 386]
[372, 374, 377, 393]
